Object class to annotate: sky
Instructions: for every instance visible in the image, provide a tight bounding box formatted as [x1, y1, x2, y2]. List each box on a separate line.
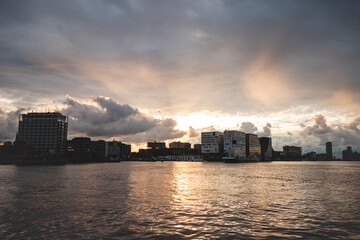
[0, 0, 359, 155]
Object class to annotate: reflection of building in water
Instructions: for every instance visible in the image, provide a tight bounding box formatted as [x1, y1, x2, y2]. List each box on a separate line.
[259, 137, 273, 161]
[224, 130, 246, 158]
[245, 133, 261, 157]
[16, 112, 68, 155]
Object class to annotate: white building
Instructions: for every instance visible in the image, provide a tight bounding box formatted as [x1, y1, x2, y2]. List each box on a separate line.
[224, 130, 246, 158]
[201, 131, 224, 154]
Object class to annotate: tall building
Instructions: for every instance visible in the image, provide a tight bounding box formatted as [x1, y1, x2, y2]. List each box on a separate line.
[169, 141, 191, 149]
[16, 112, 68, 155]
[147, 141, 166, 149]
[326, 142, 333, 160]
[259, 137, 273, 161]
[224, 130, 246, 158]
[245, 133, 261, 157]
[283, 145, 302, 159]
[201, 131, 224, 154]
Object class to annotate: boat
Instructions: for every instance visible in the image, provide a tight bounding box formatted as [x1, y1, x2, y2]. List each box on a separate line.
[223, 156, 260, 163]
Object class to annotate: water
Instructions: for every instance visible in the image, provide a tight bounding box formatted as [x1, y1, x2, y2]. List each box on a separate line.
[0, 161, 359, 239]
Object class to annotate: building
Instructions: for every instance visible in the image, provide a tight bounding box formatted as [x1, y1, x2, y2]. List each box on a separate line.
[304, 151, 317, 161]
[342, 146, 358, 160]
[169, 141, 191, 149]
[224, 130, 246, 158]
[259, 137, 273, 161]
[66, 137, 105, 162]
[194, 144, 201, 150]
[147, 141, 166, 149]
[245, 133, 261, 157]
[201, 132, 224, 154]
[16, 112, 68, 155]
[326, 142, 333, 159]
[105, 140, 131, 160]
[283, 145, 302, 160]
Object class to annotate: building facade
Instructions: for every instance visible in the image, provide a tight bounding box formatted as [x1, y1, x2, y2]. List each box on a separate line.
[259, 137, 273, 161]
[201, 131, 224, 154]
[105, 140, 131, 160]
[169, 141, 191, 149]
[326, 142, 333, 159]
[245, 133, 261, 157]
[147, 141, 166, 149]
[283, 145, 302, 159]
[16, 112, 68, 155]
[66, 137, 105, 162]
[224, 130, 246, 158]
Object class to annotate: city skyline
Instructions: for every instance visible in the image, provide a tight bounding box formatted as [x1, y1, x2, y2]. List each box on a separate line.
[0, 1, 360, 156]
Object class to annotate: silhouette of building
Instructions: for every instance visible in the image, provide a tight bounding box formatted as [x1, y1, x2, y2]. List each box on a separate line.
[193, 144, 201, 154]
[245, 133, 261, 157]
[105, 140, 131, 160]
[147, 141, 166, 149]
[66, 137, 105, 162]
[194, 144, 201, 150]
[326, 142, 333, 159]
[16, 112, 68, 155]
[169, 141, 191, 149]
[224, 130, 246, 158]
[283, 145, 302, 160]
[342, 146, 360, 160]
[304, 151, 317, 161]
[259, 137, 273, 161]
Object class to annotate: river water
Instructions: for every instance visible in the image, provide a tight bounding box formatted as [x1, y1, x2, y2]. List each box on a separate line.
[0, 161, 359, 239]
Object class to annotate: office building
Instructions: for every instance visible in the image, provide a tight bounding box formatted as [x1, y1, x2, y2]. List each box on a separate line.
[169, 141, 191, 149]
[16, 112, 68, 155]
[201, 131, 224, 154]
[245, 133, 261, 157]
[66, 137, 105, 162]
[224, 130, 246, 158]
[259, 137, 273, 161]
[283, 145, 302, 159]
[147, 141, 166, 149]
[105, 140, 131, 160]
[326, 142, 333, 160]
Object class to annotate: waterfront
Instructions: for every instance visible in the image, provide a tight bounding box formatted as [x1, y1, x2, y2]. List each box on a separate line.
[0, 161, 359, 239]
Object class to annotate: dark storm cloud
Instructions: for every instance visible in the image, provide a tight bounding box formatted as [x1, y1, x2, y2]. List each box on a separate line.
[62, 97, 185, 141]
[0, 0, 359, 113]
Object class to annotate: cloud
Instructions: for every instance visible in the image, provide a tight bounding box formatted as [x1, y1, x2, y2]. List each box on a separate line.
[301, 115, 333, 136]
[0, 0, 359, 115]
[240, 122, 258, 133]
[239, 121, 272, 137]
[259, 123, 272, 137]
[0, 107, 25, 142]
[62, 96, 186, 141]
[299, 114, 360, 153]
[188, 126, 199, 138]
